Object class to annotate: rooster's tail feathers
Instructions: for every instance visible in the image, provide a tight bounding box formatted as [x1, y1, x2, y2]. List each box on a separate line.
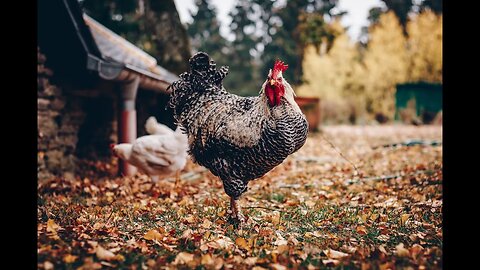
[186, 52, 229, 89]
[167, 52, 228, 115]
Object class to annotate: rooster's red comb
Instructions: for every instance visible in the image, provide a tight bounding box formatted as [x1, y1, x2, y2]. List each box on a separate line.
[272, 59, 288, 77]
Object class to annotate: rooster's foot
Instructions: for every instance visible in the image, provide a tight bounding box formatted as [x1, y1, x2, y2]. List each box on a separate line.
[228, 197, 246, 226]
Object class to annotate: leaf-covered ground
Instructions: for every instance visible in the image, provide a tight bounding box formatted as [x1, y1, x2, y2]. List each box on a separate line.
[38, 125, 442, 270]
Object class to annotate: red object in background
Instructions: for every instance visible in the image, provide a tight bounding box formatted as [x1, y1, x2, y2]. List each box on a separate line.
[295, 97, 321, 132]
[119, 110, 138, 176]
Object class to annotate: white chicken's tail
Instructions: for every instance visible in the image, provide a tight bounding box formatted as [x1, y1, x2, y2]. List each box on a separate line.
[145, 116, 174, 135]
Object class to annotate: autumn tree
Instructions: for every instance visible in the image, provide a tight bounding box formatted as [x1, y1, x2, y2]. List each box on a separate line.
[298, 21, 366, 123]
[406, 10, 442, 83]
[187, 0, 227, 58]
[420, 0, 442, 14]
[260, 0, 344, 85]
[362, 12, 408, 119]
[81, 0, 190, 74]
[222, 0, 261, 96]
[380, 0, 413, 32]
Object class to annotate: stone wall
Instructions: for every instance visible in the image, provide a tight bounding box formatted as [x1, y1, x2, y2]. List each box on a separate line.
[38, 48, 174, 181]
[38, 48, 86, 181]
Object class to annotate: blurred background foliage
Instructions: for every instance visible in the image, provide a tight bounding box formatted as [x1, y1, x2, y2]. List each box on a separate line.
[80, 0, 441, 123]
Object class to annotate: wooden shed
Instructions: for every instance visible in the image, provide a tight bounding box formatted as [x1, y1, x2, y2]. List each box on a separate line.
[37, 0, 188, 180]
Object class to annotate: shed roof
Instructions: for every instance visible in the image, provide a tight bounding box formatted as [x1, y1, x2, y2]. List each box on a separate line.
[38, 0, 179, 92]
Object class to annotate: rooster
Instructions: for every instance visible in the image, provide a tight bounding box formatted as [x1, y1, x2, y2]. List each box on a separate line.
[168, 52, 308, 223]
[111, 118, 188, 185]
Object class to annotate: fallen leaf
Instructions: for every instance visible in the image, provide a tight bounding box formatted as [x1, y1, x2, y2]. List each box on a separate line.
[96, 245, 116, 261]
[173, 252, 194, 265]
[377, 234, 390, 242]
[410, 244, 424, 259]
[395, 243, 410, 257]
[361, 262, 371, 270]
[200, 243, 209, 251]
[181, 229, 193, 239]
[273, 238, 288, 246]
[322, 259, 340, 266]
[46, 219, 62, 240]
[212, 237, 235, 249]
[244, 257, 258, 265]
[378, 245, 388, 254]
[144, 229, 163, 241]
[213, 257, 224, 270]
[184, 215, 196, 224]
[305, 200, 316, 208]
[259, 228, 273, 237]
[202, 219, 213, 229]
[288, 235, 300, 245]
[43, 261, 54, 270]
[270, 263, 287, 270]
[276, 244, 289, 253]
[77, 257, 102, 270]
[360, 214, 368, 223]
[201, 253, 213, 265]
[271, 211, 281, 226]
[356, 225, 368, 235]
[93, 222, 105, 230]
[235, 237, 249, 250]
[400, 214, 411, 226]
[325, 249, 349, 259]
[379, 262, 394, 270]
[63, 254, 78, 263]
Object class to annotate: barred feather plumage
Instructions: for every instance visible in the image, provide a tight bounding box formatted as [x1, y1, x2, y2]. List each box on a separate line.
[168, 52, 308, 199]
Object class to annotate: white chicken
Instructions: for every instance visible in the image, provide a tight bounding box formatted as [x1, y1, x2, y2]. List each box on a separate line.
[144, 116, 176, 136]
[111, 117, 189, 185]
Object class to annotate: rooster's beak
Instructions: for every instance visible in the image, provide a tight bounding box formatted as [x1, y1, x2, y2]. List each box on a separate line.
[270, 79, 275, 86]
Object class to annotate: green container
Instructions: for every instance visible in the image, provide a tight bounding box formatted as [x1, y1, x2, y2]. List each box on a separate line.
[395, 82, 442, 121]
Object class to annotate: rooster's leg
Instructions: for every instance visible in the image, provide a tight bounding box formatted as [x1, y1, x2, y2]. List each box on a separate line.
[229, 197, 245, 223]
[174, 171, 181, 188]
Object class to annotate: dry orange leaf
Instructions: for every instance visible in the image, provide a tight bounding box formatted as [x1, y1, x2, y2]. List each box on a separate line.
[184, 215, 196, 224]
[271, 211, 281, 226]
[235, 237, 249, 250]
[410, 244, 424, 259]
[244, 257, 258, 266]
[46, 219, 62, 240]
[400, 214, 411, 226]
[356, 225, 368, 235]
[144, 229, 163, 241]
[173, 252, 195, 265]
[325, 249, 349, 259]
[46, 219, 60, 232]
[378, 245, 388, 254]
[63, 254, 78, 263]
[201, 253, 213, 265]
[181, 229, 193, 239]
[276, 244, 289, 254]
[201, 219, 213, 229]
[395, 243, 410, 257]
[270, 263, 287, 270]
[43, 261, 54, 270]
[322, 259, 340, 266]
[96, 245, 115, 261]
